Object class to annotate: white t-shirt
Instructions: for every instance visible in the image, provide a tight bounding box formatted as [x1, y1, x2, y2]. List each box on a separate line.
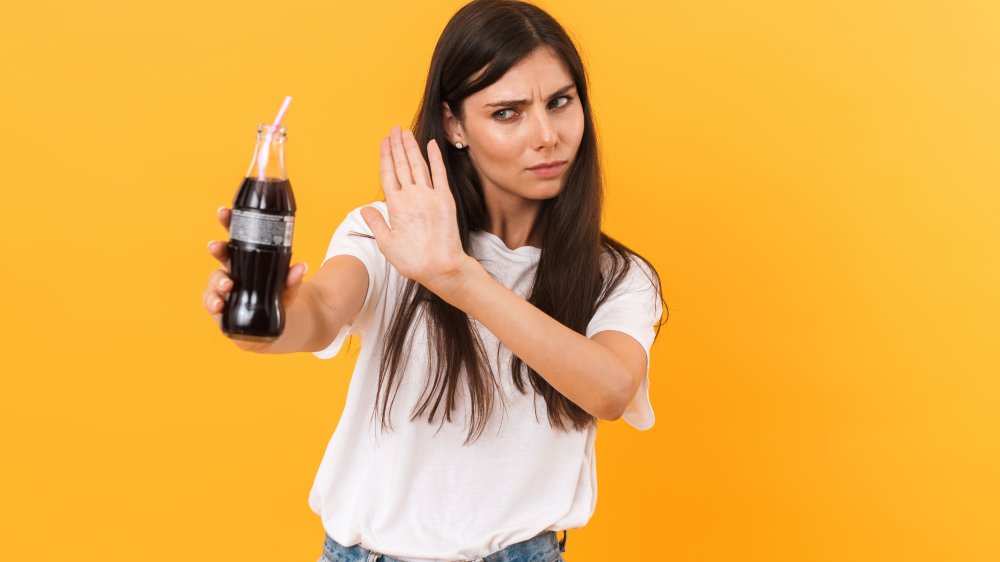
[309, 201, 662, 562]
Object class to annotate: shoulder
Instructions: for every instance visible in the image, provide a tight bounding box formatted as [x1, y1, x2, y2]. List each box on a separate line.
[598, 246, 658, 293]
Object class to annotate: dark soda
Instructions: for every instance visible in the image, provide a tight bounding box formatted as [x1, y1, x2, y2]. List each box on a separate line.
[221, 174, 296, 341]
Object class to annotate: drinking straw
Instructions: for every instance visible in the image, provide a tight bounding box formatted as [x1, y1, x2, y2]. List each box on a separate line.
[257, 95, 293, 178]
[267, 95, 293, 143]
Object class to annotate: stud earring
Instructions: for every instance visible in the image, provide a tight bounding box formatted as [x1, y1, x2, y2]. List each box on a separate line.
[455, 142, 464, 149]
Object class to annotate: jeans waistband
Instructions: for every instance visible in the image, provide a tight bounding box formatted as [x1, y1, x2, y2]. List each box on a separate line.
[320, 529, 568, 562]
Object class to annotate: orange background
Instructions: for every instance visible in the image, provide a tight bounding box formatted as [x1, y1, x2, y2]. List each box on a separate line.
[2, 1, 998, 561]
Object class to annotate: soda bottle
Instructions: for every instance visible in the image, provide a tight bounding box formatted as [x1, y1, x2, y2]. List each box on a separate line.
[221, 122, 296, 342]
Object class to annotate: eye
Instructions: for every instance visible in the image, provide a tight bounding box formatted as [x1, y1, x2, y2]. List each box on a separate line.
[492, 108, 518, 121]
[549, 95, 573, 109]
[492, 96, 573, 121]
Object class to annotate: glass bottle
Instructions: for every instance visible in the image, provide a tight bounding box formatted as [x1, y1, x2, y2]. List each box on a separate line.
[221, 123, 297, 342]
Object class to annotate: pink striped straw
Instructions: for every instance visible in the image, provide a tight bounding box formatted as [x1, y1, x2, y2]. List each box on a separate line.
[257, 95, 292, 178]
[266, 95, 292, 144]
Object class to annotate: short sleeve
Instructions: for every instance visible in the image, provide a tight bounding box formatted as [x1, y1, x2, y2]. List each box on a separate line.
[585, 255, 663, 430]
[312, 202, 389, 360]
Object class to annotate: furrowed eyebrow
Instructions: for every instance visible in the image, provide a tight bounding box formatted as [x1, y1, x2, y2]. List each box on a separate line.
[483, 84, 576, 108]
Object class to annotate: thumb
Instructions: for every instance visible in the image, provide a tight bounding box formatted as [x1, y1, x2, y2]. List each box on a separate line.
[360, 206, 391, 241]
[286, 262, 308, 287]
[283, 262, 307, 305]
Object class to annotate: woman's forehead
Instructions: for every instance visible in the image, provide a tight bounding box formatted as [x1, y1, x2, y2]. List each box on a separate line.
[469, 49, 574, 104]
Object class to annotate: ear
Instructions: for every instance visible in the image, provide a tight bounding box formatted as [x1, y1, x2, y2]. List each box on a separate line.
[441, 101, 465, 146]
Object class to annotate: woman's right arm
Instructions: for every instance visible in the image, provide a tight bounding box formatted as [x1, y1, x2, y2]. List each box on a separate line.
[262, 255, 369, 354]
[203, 206, 369, 355]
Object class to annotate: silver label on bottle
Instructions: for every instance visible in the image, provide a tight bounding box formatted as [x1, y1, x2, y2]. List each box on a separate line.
[229, 209, 294, 247]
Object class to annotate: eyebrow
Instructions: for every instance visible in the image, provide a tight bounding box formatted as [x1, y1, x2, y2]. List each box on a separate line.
[483, 84, 576, 108]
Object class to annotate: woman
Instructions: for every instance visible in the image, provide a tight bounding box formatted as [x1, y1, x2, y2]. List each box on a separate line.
[203, 1, 667, 561]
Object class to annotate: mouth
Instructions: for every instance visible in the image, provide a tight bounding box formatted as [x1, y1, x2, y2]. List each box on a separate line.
[527, 160, 567, 170]
[527, 160, 567, 178]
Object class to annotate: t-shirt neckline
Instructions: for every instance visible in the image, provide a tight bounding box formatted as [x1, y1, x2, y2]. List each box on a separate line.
[473, 230, 543, 258]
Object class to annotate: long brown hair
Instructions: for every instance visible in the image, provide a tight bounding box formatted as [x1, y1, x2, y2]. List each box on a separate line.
[353, 0, 668, 445]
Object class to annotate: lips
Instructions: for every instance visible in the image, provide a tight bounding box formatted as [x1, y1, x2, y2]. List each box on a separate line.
[527, 160, 566, 179]
[527, 160, 567, 170]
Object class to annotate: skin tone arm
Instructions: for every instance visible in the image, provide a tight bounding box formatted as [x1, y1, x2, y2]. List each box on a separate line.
[360, 126, 647, 421]
[436, 258, 647, 421]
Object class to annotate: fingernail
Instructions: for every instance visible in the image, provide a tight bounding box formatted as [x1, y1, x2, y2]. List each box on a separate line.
[208, 241, 215, 250]
[213, 299, 222, 309]
[218, 278, 230, 289]
[302, 263, 309, 275]
[217, 206, 225, 215]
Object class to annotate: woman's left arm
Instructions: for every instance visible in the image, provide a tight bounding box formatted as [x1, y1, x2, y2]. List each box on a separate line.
[430, 257, 646, 421]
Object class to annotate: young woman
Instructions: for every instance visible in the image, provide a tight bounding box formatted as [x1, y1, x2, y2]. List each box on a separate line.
[203, 1, 667, 561]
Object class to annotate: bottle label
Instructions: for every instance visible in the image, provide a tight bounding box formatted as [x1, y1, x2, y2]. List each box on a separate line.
[229, 209, 294, 247]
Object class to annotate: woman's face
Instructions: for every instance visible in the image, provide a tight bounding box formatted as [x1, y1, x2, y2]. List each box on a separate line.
[443, 46, 585, 204]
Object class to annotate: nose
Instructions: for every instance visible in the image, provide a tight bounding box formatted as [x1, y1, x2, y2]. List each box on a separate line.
[531, 109, 559, 150]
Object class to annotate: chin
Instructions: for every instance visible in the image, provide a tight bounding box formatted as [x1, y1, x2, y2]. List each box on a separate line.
[539, 185, 564, 200]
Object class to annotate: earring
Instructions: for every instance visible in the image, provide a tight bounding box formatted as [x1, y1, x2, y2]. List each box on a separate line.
[455, 142, 464, 149]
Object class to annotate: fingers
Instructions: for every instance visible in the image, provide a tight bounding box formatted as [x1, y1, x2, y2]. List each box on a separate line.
[203, 268, 233, 315]
[282, 262, 307, 307]
[217, 206, 231, 230]
[360, 205, 391, 244]
[389, 125, 415, 186]
[207, 240, 230, 268]
[384, 125, 435, 191]
[285, 262, 308, 288]
[205, 206, 233, 323]
[401, 128, 432, 187]
[379, 136, 402, 196]
[210, 206, 232, 268]
[427, 139, 449, 194]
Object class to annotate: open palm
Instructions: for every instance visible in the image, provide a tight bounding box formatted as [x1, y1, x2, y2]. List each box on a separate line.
[360, 126, 468, 290]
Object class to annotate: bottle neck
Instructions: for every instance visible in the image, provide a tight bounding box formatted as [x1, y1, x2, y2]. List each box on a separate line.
[245, 123, 287, 180]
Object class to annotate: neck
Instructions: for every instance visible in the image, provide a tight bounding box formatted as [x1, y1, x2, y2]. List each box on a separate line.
[481, 188, 544, 250]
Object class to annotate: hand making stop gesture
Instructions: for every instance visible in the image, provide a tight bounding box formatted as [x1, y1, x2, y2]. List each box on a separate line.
[361, 126, 471, 294]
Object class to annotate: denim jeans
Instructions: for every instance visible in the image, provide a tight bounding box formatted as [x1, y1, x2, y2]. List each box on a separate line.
[318, 529, 568, 562]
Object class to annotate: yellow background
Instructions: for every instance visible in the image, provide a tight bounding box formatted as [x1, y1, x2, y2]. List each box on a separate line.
[2, 1, 997, 560]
